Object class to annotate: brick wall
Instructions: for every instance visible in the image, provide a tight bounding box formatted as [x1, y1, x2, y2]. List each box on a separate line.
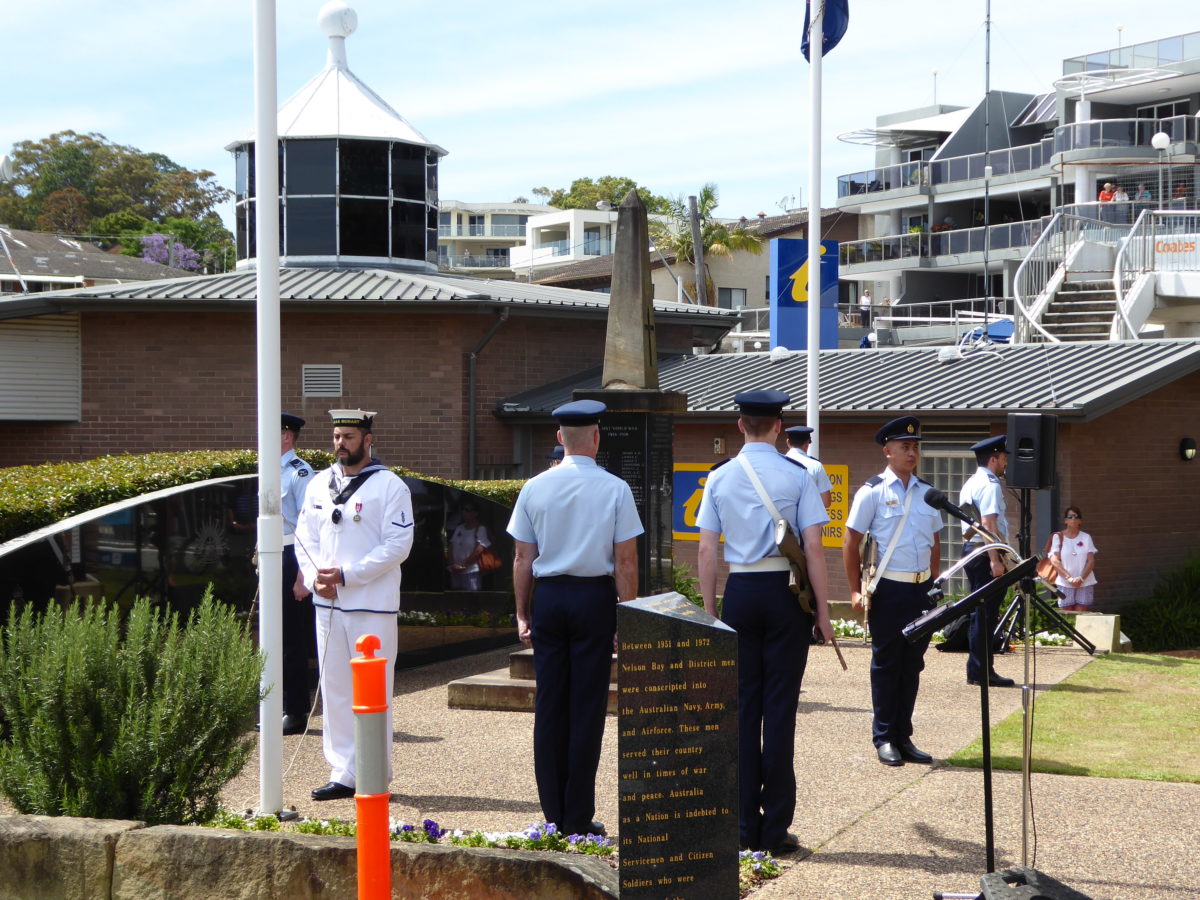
[0, 309, 693, 479]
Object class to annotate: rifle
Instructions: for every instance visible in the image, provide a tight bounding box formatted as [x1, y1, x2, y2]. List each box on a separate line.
[774, 519, 847, 671]
[858, 531, 879, 614]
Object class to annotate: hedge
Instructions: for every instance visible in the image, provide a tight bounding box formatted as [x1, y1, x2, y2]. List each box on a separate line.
[0, 451, 523, 544]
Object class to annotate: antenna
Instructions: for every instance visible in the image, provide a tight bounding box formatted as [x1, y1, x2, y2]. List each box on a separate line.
[0, 154, 13, 182]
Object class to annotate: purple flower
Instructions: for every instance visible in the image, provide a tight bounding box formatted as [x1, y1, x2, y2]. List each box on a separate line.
[422, 819, 446, 840]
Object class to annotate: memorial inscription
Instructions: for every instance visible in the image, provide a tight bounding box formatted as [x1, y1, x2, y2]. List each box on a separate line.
[617, 592, 738, 899]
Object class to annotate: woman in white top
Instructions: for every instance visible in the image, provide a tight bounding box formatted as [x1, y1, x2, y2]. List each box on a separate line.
[1049, 506, 1097, 611]
[448, 501, 491, 591]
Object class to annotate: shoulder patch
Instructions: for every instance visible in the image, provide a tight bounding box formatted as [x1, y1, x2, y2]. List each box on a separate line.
[865, 476, 884, 487]
[710, 458, 732, 471]
[297, 468, 310, 478]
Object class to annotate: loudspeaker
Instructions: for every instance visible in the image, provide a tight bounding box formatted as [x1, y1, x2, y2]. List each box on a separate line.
[1007, 413, 1057, 490]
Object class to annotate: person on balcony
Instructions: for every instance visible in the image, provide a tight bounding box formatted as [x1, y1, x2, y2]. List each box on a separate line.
[859, 290, 872, 327]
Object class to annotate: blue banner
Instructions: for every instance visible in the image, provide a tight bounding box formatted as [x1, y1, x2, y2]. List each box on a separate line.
[769, 238, 839, 351]
[802, 0, 849, 62]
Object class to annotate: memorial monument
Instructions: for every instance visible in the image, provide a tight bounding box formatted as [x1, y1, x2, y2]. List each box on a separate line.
[577, 190, 686, 595]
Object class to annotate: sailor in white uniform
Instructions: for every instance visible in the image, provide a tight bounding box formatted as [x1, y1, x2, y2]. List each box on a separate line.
[296, 409, 414, 801]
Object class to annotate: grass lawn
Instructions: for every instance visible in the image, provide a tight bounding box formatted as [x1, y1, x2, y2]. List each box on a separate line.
[947, 652, 1200, 783]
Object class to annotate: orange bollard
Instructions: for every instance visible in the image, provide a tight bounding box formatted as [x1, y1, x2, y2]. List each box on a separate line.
[351, 634, 391, 900]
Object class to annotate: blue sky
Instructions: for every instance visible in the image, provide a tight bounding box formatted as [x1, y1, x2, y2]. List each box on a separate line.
[2, 1, 1192, 228]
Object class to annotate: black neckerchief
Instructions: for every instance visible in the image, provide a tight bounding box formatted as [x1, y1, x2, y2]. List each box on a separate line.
[328, 460, 386, 507]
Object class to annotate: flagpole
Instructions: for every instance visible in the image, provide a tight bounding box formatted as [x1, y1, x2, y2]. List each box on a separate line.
[806, 0, 824, 455]
[253, 0, 284, 817]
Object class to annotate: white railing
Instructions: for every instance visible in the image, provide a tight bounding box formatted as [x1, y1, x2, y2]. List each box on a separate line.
[1113, 209, 1200, 338]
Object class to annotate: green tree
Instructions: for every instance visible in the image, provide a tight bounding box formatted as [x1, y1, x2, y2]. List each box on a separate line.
[0, 131, 230, 233]
[537, 175, 670, 214]
[649, 183, 764, 303]
[34, 187, 91, 234]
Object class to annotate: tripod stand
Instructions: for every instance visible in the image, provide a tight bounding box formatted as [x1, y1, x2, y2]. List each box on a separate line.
[996, 488, 1095, 656]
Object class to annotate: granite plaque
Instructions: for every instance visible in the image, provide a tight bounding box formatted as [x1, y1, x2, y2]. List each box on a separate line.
[617, 592, 738, 899]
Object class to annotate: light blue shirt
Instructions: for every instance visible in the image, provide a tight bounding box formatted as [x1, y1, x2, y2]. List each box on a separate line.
[280, 449, 312, 536]
[696, 442, 829, 565]
[785, 447, 833, 494]
[959, 466, 1008, 542]
[846, 467, 943, 572]
[507, 455, 644, 578]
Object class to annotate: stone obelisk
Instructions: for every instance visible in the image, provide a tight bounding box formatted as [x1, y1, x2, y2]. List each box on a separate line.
[577, 190, 686, 595]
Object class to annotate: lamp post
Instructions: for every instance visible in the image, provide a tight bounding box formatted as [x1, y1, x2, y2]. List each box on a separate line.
[1151, 131, 1170, 207]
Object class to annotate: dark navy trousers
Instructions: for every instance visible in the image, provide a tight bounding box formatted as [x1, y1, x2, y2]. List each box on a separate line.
[281, 546, 316, 719]
[963, 547, 1003, 682]
[867, 578, 933, 747]
[530, 577, 616, 835]
[721, 571, 812, 851]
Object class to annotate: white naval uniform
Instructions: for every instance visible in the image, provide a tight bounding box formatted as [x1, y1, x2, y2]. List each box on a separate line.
[785, 446, 833, 496]
[295, 461, 413, 788]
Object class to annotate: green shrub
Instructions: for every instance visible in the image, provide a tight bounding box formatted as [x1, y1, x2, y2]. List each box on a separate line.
[672, 560, 703, 607]
[1120, 554, 1200, 652]
[0, 451, 520, 544]
[0, 590, 264, 825]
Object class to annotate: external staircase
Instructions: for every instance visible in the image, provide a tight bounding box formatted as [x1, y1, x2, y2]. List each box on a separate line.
[447, 647, 618, 712]
[1040, 279, 1118, 341]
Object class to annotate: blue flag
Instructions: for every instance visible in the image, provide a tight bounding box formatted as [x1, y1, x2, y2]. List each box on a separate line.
[802, 0, 849, 62]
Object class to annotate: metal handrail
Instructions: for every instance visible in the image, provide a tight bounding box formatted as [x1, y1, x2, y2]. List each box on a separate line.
[1112, 208, 1153, 340]
[1013, 213, 1068, 344]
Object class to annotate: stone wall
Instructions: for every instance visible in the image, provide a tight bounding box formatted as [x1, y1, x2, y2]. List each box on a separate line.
[0, 816, 619, 900]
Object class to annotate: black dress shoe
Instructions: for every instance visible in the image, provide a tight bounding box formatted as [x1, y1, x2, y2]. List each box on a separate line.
[586, 820, 606, 836]
[281, 714, 307, 735]
[311, 781, 355, 801]
[876, 742, 903, 766]
[897, 740, 933, 764]
[768, 832, 803, 854]
[968, 672, 1016, 687]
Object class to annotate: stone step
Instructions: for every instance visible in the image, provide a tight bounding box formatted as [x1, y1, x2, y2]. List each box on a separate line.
[447, 669, 618, 714]
[509, 647, 617, 682]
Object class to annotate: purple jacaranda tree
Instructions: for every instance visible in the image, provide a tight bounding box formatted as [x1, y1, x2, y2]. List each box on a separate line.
[141, 233, 201, 271]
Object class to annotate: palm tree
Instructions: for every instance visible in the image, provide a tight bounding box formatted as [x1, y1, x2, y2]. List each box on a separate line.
[649, 183, 764, 304]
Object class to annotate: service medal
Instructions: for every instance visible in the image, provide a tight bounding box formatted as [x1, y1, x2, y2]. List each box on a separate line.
[353, 501, 362, 522]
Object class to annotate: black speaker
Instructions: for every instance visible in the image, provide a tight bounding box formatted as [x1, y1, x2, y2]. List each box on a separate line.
[1007, 413, 1057, 490]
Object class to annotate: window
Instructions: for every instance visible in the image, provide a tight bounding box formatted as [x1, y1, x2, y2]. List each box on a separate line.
[469, 215, 486, 236]
[919, 423, 990, 581]
[340, 198, 389, 257]
[285, 198, 336, 256]
[302, 364, 343, 398]
[717, 287, 747, 309]
[339, 140, 388, 196]
[284, 140, 335, 195]
[391, 143, 426, 200]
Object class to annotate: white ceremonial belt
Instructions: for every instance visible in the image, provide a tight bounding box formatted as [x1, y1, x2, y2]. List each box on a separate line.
[282, 535, 295, 547]
[880, 568, 931, 583]
[729, 557, 791, 573]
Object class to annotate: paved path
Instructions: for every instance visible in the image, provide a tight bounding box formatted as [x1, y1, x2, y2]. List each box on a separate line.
[226, 642, 1199, 900]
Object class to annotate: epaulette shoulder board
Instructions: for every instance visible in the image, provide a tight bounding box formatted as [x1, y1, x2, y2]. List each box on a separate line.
[710, 458, 732, 471]
[915, 475, 931, 486]
[783, 455, 809, 471]
[865, 475, 884, 487]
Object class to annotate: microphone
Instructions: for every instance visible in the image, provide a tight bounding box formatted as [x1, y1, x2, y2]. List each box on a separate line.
[923, 488, 977, 526]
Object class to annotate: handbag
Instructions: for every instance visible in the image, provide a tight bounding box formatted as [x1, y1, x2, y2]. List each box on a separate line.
[1035, 532, 1060, 582]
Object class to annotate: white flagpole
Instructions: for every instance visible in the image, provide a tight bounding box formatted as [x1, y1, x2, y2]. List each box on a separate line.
[806, 1, 824, 455]
[254, 0, 284, 816]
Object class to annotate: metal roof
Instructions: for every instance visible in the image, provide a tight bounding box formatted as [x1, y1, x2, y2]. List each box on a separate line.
[0, 266, 738, 326]
[497, 339, 1200, 421]
[0, 227, 188, 283]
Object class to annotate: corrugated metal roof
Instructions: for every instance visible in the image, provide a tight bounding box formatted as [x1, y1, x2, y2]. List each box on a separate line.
[0, 266, 737, 324]
[497, 340, 1200, 421]
[0, 227, 189, 282]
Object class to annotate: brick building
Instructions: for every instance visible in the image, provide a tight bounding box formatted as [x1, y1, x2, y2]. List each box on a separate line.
[0, 271, 732, 477]
[498, 341, 1200, 609]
